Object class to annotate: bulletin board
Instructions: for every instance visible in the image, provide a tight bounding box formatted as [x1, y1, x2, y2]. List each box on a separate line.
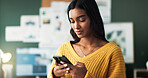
[42, 0, 72, 7]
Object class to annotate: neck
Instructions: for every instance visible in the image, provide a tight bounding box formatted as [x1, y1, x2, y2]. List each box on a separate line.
[79, 37, 102, 47]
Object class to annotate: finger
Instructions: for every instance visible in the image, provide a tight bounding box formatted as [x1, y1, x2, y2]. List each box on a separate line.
[61, 64, 68, 69]
[55, 64, 68, 70]
[53, 67, 67, 76]
[54, 66, 60, 70]
[60, 61, 67, 65]
[74, 62, 85, 67]
[55, 61, 62, 66]
[61, 70, 67, 75]
[66, 67, 70, 74]
[66, 70, 69, 74]
[66, 63, 75, 70]
[55, 60, 58, 66]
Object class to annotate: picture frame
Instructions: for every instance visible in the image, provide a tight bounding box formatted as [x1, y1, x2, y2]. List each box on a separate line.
[104, 22, 134, 63]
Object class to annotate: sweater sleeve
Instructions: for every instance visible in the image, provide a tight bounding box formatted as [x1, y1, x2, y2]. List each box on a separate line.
[107, 48, 126, 78]
[84, 71, 93, 78]
[47, 45, 64, 78]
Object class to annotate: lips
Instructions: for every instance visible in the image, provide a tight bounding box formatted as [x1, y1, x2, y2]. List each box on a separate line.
[75, 30, 82, 35]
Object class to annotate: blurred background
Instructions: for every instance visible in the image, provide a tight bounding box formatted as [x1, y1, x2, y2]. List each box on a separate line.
[0, 0, 148, 78]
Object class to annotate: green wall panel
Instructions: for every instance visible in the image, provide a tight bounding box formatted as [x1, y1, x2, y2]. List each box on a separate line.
[0, 0, 41, 78]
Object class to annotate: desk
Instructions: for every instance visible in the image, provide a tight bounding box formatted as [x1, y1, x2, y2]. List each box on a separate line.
[134, 69, 148, 78]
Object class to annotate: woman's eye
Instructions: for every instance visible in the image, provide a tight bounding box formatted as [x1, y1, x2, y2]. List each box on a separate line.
[80, 19, 86, 22]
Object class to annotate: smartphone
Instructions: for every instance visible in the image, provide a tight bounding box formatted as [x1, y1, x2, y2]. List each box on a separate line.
[53, 55, 72, 65]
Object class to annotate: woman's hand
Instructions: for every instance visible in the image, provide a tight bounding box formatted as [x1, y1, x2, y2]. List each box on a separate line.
[53, 61, 68, 77]
[67, 62, 87, 78]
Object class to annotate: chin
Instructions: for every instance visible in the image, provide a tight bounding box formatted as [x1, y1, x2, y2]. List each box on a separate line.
[77, 35, 83, 38]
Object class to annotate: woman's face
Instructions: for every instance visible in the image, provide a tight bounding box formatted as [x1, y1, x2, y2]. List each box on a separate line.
[69, 8, 91, 38]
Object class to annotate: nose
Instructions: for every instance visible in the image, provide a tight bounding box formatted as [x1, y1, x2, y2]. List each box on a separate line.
[74, 22, 80, 29]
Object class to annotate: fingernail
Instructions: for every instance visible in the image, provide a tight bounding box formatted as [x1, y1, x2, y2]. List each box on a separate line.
[66, 67, 70, 70]
[64, 64, 67, 67]
[60, 61, 63, 64]
[66, 70, 69, 73]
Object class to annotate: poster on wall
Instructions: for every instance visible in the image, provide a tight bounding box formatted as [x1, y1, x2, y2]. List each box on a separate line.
[40, 8, 53, 27]
[22, 27, 40, 43]
[104, 22, 134, 63]
[20, 15, 40, 42]
[5, 26, 23, 41]
[39, 2, 72, 48]
[21, 15, 39, 28]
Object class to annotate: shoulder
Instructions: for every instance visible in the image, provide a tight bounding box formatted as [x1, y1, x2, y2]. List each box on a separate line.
[104, 42, 122, 55]
[58, 41, 71, 50]
[106, 42, 121, 50]
[108, 42, 123, 57]
[56, 41, 71, 55]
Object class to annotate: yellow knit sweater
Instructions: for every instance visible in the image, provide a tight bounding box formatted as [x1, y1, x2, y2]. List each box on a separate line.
[48, 41, 126, 78]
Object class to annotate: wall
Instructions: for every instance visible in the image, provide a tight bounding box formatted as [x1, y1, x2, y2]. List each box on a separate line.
[0, 0, 40, 78]
[112, 0, 148, 78]
[0, 0, 148, 78]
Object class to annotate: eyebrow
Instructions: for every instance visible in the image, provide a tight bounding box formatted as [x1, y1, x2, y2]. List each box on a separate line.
[69, 15, 86, 20]
[77, 15, 86, 18]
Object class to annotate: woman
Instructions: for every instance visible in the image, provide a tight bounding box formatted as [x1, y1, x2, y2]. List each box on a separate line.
[48, 0, 126, 78]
